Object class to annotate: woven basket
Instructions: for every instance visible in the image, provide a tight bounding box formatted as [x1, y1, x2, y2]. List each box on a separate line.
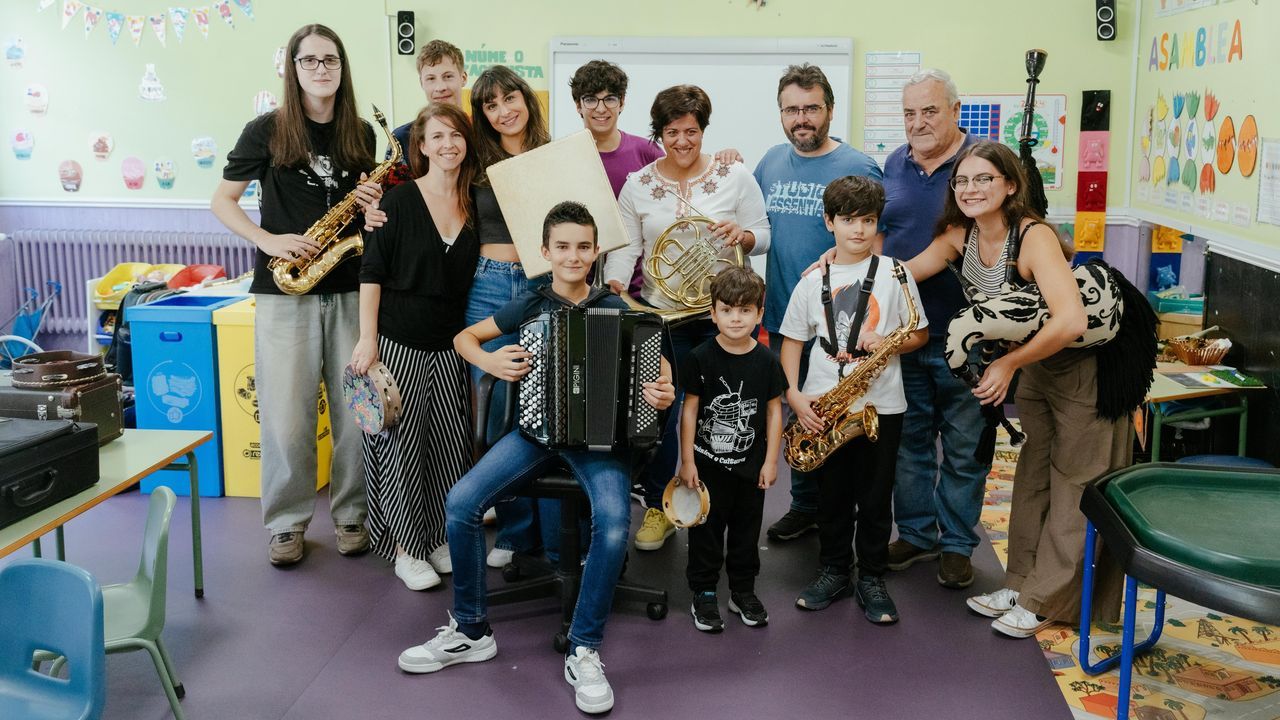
[1167, 337, 1230, 365]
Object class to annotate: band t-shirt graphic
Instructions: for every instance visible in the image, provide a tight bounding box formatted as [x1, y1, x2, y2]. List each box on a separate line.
[681, 340, 787, 481]
[223, 113, 375, 295]
[779, 256, 928, 415]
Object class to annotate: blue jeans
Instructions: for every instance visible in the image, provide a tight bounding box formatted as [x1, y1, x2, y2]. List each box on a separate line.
[464, 256, 547, 553]
[892, 336, 990, 556]
[641, 318, 718, 508]
[445, 430, 632, 650]
[786, 338, 818, 515]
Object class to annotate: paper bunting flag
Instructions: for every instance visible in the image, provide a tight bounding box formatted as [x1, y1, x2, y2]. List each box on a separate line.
[168, 7, 187, 43]
[193, 6, 210, 39]
[61, 0, 83, 30]
[104, 11, 123, 45]
[233, 0, 254, 20]
[214, 0, 234, 28]
[83, 5, 101, 37]
[39, 0, 56, 11]
[149, 15, 165, 46]
[126, 15, 144, 46]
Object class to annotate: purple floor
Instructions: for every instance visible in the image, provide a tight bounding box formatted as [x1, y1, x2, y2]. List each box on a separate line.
[8, 482, 1072, 720]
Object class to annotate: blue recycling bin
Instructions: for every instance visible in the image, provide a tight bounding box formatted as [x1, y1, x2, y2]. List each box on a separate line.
[128, 294, 245, 496]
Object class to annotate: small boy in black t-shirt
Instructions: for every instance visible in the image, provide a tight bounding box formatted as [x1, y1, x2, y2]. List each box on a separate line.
[679, 266, 788, 632]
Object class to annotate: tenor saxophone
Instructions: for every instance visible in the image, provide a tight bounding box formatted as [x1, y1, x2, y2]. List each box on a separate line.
[270, 104, 402, 295]
[782, 260, 920, 472]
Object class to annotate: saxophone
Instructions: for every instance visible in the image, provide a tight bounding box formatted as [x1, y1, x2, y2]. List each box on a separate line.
[270, 104, 402, 294]
[783, 260, 920, 472]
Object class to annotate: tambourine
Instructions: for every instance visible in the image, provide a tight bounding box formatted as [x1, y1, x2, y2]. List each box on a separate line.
[662, 476, 710, 529]
[342, 361, 403, 435]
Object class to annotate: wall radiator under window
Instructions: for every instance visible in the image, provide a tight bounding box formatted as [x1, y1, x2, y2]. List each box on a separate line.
[4, 230, 256, 335]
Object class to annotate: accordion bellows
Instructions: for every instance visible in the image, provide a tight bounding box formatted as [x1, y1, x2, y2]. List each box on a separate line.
[517, 307, 664, 452]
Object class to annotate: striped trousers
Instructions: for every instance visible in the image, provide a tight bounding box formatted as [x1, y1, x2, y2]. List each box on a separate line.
[361, 336, 473, 562]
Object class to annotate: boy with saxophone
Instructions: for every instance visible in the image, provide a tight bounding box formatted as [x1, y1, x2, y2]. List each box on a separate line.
[777, 176, 928, 622]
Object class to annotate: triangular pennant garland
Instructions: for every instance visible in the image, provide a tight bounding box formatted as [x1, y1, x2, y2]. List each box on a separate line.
[61, 0, 82, 29]
[83, 5, 102, 37]
[169, 7, 187, 43]
[39, 0, 57, 11]
[149, 14, 166, 46]
[233, 0, 253, 20]
[126, 14, 144, 46]
[213, 0, 233, 28]
[193, 6, 210, 39]
[104, 10, 123, 45]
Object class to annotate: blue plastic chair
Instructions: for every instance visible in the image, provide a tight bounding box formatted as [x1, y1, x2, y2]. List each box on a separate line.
[0, 558, 106, 720]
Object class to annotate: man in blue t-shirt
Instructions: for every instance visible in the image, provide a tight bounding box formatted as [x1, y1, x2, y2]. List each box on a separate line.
[879, 68, 986, 590]
[752, 64, 882, 542]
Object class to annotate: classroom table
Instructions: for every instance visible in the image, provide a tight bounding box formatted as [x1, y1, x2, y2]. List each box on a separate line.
[0, 428, 212, 598]
[1145, 363, 1265, 462]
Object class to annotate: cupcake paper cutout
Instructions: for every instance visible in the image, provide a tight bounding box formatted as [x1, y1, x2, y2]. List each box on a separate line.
[25, 84, 49, 114]
[253, 90, 277, 117]
[191, 136, 216, 168]
[138, 64, 166, 102]
[154, 158, 176, 189]
[5, 37, 24, 68]
[59, 160, 83, 192]
[89, 132, 115, 160]
[11, 130, 33, 160]
[121, 156, 145, 189]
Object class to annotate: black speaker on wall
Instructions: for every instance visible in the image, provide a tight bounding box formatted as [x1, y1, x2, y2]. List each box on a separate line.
[1096, 0, 1116, 41]
[396, 11, 415, 56]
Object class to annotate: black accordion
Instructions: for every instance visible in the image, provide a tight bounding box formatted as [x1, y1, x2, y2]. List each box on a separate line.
[517, 306, 665, 452]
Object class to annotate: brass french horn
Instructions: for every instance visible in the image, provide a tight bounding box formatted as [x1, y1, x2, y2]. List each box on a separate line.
[646, 215, 746, 311]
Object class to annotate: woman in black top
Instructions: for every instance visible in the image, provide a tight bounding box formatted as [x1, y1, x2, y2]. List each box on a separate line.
[350, 103, 480, 591]
[212, 24, 382, 567]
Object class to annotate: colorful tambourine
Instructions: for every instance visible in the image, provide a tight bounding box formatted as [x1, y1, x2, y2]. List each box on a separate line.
[342, 361, 403, 435]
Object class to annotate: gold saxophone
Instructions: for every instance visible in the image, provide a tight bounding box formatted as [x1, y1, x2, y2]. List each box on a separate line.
[782, 260, 920, 472]
[270, 104, 402, 295]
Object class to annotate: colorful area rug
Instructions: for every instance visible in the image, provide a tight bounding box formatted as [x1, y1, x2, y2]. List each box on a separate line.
[983, 425, 1280, 720]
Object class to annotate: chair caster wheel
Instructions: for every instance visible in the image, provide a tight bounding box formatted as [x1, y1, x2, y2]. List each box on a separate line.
[175, 683, 186, 699]
[647, 602, 668, 620]
[553, 633, 569, 654]
[501, 564, 521, 582]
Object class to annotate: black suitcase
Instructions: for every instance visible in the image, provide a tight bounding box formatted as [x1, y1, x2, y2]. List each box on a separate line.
[0, 370, 123, 445]
[0, 418, 100, 530]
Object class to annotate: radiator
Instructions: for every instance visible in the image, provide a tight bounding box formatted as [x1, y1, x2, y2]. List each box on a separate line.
[5, 230, 256, 334]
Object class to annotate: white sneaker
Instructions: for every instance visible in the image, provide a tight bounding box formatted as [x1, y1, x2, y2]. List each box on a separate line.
[427, 544, 452, 575]
[966, 587, 1019, 618]
[992, 605, 1054, 638]
[398, 614, 497, 673]
[394, 554, 441, 591]
[564, 647, 614, 714]
[487, 547, 514, 569]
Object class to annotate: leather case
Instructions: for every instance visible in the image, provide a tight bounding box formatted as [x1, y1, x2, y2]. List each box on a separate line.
[0, 418, 99, 531]
[0, 371, 124, 445]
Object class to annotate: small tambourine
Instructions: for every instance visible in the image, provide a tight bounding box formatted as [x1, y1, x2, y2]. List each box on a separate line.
[342, 361, 403, 435]
[662, 476, 710, 529]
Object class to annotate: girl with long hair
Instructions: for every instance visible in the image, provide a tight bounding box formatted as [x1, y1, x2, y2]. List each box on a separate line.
[212, 23, 382, 567]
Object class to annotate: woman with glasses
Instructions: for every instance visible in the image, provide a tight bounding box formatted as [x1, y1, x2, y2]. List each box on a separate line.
[603, 84, 771, 549]
[212, 24, 383, 567]
[465, 65, 553, 569]
[901, 140, 1128, 639]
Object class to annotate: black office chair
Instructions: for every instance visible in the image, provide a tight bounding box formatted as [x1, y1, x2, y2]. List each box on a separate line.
[473, 374, 668, 653]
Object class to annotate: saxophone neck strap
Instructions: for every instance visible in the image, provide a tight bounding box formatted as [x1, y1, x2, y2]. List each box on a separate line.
[821, 254, 879, 377]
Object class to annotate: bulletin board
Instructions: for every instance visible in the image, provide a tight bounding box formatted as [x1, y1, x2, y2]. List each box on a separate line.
[1129, 0, 1279, 249]
[0, 1, 391, 207]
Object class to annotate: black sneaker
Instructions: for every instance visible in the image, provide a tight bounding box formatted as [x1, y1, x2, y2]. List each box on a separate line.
[795, 568, 851, 610]
[691, 591, 724, 633]
[728, 592, 769, 627]
[767, 509, 818, 541]
[855, 575, 900, 624]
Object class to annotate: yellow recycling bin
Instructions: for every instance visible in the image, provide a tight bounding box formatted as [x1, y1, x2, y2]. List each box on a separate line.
[212, 297, 332, 497]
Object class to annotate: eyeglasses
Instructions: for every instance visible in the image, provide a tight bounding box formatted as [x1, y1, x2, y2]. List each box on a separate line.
[295, 55, 342, 71]
[580, 95, 621, 110]
[949, 173, 1005, 190]
[780, 104, 826, 118]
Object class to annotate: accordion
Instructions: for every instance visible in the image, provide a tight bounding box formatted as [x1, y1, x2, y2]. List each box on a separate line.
[517, 306, 665, 452]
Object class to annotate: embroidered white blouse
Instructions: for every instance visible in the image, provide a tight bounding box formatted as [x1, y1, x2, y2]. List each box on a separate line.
[605, 157, 771, 311]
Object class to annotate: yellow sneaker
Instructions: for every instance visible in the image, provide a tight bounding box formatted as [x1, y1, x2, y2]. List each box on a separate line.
[634, 507, 675, 551]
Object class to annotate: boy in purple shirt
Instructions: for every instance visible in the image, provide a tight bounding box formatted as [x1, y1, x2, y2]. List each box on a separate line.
[569, 60, 665, 198]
